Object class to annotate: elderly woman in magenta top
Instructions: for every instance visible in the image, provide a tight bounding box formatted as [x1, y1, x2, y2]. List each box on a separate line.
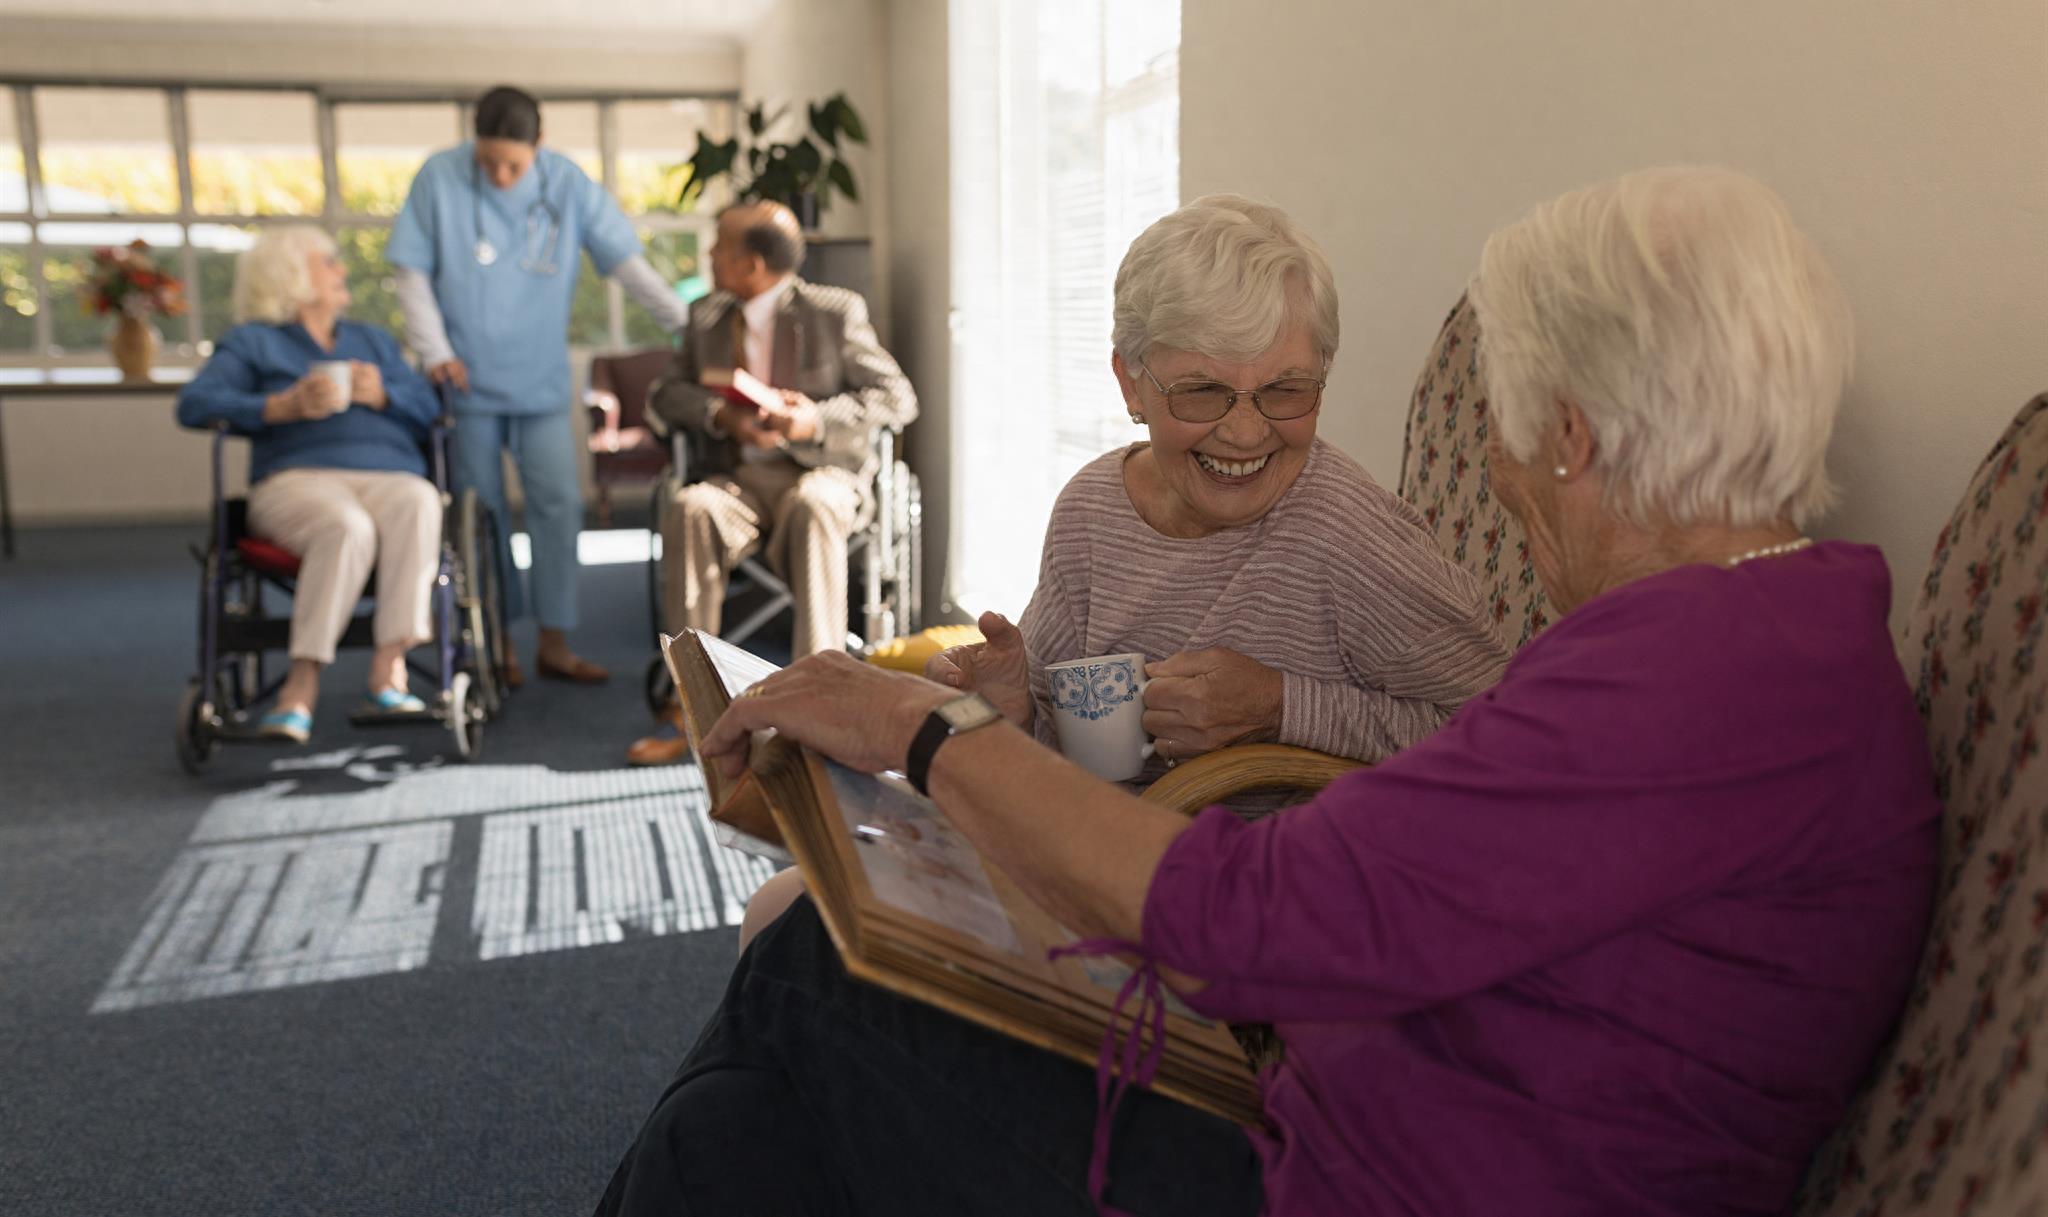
[176, 226, 442, 743]
[597, 167, 1940, 1217]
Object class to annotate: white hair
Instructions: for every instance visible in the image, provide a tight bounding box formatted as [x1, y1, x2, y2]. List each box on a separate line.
[1468, 166, 1854, 529]
[1112, 194, 1339, 367]
[232, 225, 336, 325]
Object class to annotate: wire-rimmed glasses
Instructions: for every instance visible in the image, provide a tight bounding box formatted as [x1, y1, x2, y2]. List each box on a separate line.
[1136, 360, 1326, 423]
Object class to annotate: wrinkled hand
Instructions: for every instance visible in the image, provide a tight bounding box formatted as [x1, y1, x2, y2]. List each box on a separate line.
[350, 360, 387, 409]
[925, 611, 1034, 729]
[264, 372, 346, 424]
[427, 359, 470, 393]
[719, 403, 788, 450]
[701, 650, 955, 780]
[1141, 647, 1284, 761]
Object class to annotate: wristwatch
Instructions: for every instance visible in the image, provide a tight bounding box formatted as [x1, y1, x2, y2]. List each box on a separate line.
[904, 693, 1003, 796]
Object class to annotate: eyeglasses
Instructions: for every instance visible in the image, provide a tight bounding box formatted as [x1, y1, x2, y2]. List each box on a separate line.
[1137, 360, 1326, 423]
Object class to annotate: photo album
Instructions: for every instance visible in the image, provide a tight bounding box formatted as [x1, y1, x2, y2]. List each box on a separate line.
[659, 629, 1263, 1124]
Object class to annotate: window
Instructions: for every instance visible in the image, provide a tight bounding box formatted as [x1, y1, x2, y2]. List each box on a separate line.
[947, 0, 1181, 615]
[0, 84, 733, 363]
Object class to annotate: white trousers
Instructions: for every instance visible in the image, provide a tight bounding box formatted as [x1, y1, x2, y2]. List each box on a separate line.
[247, 468, 443, 665]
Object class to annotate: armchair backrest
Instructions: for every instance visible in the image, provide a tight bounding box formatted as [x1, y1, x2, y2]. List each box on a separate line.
[1794, 392, 2048, 1216]
[1397, 294, 1551, 650]
[588, 349, 676, 429]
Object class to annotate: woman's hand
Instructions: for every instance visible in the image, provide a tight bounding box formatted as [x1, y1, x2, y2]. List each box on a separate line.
[925, 611, 1034, 729]
[701, 650, 955, 780]
[427, 359, 470, 393]
[262, 373, 346, 424]
[350, 360, 387, 409]
[1142, 647, 1285, 761]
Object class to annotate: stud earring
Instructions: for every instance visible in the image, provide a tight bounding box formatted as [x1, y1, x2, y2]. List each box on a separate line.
[1553, 465, 1569, 479]
[1129, 413, 1146, 425]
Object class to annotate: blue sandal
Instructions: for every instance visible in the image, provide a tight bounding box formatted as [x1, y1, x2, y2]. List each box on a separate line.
[257, 708, 312, 744]
[366, 688, 429, 715]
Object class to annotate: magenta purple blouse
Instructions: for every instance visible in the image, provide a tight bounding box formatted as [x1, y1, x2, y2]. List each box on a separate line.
[1143, 542, 1940, 1215]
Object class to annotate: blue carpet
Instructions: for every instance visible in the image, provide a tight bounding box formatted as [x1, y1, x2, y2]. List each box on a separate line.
[0, 521, 787, 1214]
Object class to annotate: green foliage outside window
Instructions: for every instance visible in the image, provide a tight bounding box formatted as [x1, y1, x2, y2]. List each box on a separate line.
[0, 246, 34, 352]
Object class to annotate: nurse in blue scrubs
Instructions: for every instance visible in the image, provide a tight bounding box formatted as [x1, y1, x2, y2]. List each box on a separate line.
[390, 85, 689, 686]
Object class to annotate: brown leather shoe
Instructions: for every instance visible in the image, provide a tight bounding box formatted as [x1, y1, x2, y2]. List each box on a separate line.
[627, 731, 692, 767]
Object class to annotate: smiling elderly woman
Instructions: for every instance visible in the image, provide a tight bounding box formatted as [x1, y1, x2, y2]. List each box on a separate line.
[176, 225, 442, 743]
[596, 167, 1940, 1217]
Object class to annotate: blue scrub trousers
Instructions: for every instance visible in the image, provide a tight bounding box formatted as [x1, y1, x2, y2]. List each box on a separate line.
[452, 410, 583, 631]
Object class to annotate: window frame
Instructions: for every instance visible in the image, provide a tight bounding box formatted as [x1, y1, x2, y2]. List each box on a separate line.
[0, 76, 735, 365]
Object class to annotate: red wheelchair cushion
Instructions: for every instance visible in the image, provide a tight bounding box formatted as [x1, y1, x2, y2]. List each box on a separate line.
[234, 536, 303, 577]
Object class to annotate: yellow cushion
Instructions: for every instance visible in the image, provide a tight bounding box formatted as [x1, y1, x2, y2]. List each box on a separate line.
[865, 624, 986, 672]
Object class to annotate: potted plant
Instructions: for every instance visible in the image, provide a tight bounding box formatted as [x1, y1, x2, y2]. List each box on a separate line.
[673, 93, 868, 230]
[88, 239, 187, 382]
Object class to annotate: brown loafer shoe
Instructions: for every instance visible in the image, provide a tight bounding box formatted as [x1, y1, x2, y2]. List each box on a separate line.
[537, 652, 610, 684]
[627, 732, 693, 767]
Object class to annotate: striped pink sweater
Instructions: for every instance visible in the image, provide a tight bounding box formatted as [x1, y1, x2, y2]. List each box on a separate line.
[1019, 440, 1510, 780]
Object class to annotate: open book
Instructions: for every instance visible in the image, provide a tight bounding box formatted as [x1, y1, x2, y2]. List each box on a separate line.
[663, 629, 789, 858]
[661, 628, 1263, 1126]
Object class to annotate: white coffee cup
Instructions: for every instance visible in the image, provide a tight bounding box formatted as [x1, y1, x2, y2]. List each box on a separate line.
[1044, 652, 1154, 782]
[311, 360, 353, 403]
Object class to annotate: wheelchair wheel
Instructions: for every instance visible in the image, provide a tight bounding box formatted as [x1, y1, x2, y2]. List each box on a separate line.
[645, 655, 674, 720]
[175, 680, 221, 775]
[447, 671, 482, 761]
[456, 491, 507, 719]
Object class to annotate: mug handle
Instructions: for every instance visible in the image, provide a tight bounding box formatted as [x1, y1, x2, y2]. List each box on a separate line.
[1136, 668, 1154, 759]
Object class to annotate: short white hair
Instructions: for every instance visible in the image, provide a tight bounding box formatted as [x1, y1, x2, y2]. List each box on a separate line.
[1112, 194, 1339, 367]
[232, 225, 336, 325]
[1469, 166, 1854, 529]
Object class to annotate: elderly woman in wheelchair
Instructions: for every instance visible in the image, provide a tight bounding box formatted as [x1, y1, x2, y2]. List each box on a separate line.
[176, 225, 444, 744]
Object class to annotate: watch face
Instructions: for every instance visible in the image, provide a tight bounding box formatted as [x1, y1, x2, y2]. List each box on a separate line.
[937, 693, 1002, 731]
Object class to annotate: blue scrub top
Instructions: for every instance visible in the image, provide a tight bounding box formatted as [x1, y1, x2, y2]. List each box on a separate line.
[388, 144, 640, 417]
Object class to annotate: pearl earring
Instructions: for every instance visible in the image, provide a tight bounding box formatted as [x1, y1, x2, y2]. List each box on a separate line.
[1553, 465, 1569, 478]
[1130, 413, 1146, 425]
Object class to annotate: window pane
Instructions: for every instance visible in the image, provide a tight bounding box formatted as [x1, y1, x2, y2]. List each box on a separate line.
[570, 255, 609, 347]
[337, 103, 459, 217]
[336, 226, 406, 339]
[0, 92, 25, 212]
[39, 221, 187, 353]
[0, 222, 32, 351]
[35, 88, 180, 215]
[545, 100, 603, 184]
[189, 91, 323, 216]
[623, 228, 704, 347]
[189, 222, 258, 344]
[615, 99, 732, 216]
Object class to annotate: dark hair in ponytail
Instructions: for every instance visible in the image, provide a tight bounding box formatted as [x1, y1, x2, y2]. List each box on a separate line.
[474, 86, 542, 144]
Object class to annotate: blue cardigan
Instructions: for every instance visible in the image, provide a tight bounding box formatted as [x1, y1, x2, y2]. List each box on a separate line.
[176, 321, 441, 483]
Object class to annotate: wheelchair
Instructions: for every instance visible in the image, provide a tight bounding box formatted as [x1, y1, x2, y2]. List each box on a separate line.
[640, 423, 922, 716]
[175, 409, 509, 773]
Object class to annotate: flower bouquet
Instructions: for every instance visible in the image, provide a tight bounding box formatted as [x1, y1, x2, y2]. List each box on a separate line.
[87, 239, 186, 381]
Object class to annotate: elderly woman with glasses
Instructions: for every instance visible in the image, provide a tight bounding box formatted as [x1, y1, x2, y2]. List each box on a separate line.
[732, 194, 1511, 950]
[597, 167, 1940, 1217]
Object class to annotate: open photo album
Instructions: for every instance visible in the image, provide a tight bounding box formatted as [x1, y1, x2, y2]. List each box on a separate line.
[659, 629, 1263, 1126]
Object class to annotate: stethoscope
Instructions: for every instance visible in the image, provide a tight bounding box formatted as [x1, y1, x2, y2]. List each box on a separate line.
[472, 154, 564, 275]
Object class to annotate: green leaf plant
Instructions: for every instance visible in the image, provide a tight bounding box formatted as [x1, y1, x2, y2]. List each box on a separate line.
[674, 92, 868, 220]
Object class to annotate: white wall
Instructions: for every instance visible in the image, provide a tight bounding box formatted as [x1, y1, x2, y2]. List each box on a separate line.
[882, 0, 952, 623]
[741, 0, 892, 329]
[1182, 0, 2048, 624]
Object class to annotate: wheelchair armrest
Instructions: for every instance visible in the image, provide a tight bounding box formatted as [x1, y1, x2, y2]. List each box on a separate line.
[585, 390, 623, 452]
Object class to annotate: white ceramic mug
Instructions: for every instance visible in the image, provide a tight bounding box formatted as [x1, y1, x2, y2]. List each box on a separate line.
[1044, 652, 1153, 782]
[311, 360, 353, 403]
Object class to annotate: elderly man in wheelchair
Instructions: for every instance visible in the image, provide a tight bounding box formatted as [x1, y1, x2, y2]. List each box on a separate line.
[174, 225, 504, 766]
[627, 200, 919, 767]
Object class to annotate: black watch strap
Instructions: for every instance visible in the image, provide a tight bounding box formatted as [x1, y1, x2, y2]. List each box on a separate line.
[904, 711, 957, 797]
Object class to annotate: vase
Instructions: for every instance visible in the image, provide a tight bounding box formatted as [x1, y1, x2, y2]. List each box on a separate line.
[110, 314, 159, 384]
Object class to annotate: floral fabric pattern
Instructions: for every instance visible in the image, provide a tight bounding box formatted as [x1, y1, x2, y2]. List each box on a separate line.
[1794, 393, 2048, 1217]
[1396, 295, 1551, 650]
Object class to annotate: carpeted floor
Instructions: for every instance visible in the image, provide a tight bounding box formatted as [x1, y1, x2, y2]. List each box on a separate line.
[0, 519, 786, 1215]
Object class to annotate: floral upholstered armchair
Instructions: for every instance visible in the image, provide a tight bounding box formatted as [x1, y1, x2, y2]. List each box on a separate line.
[1396, 294, 1550, 650]
[1794, 393, 2048, 1217]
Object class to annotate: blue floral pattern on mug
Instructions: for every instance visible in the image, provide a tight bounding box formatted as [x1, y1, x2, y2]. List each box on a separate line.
[1049, 659, 1142, 721]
